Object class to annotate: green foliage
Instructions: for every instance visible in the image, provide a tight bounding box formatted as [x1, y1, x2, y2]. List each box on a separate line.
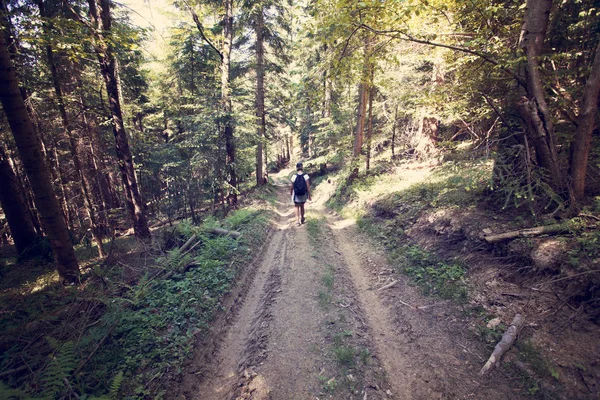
[518, 340, 560, 380]
[109, 371, 124, 399]
[40, 339, 77, 398]
[0, 209, 270, 398]
[321, 267, 334, 289]
[393, 245, 467, 300]
[332, 345, 356, 367]
[306, 217, 325, 245]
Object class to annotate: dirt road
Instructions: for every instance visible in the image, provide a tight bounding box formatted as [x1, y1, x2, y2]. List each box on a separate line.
[177, 170, 523, 399]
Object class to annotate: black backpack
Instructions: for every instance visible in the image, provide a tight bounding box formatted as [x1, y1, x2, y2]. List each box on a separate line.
[293, 173, 307, 196]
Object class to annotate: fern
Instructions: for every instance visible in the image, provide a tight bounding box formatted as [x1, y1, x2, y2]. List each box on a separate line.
[0, 381, 27, 399]
[109, 371, 124, 399]
[40, 339, 77, 398]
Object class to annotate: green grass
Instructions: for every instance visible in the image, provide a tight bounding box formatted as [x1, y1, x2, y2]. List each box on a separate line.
[332, 345, 356, 367]
[306, 217, 325, 246]
[318, 290, 331, 308]
[321, 264, 334, 289]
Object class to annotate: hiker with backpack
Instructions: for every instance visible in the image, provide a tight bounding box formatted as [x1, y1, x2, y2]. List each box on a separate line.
[290, 162, 311, 226]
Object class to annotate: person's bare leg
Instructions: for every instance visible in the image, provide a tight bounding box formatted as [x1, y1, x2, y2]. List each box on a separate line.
[300, 204, 305, 223]
[295, 205, 301, 224]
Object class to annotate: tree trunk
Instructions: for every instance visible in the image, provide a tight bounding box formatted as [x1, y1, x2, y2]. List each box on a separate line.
[354, 37, 373, 158]
[0, 26, 79, 281]
[365, 82, 374, 171]
[88, 0, 150, 239]
[222, 0, 237, 204]
[414, 116, 439, 158]
[353, 82, 368, 158]
[570, 41, 600, 200]
[0, 144, 39, 253]
[80, 105, 109, 228]
[391, 104, 398, 158]
[255, 6, 266, 187]
[519, 0, 563, 191]
[8, 151, 43, 235]
[323, 72, 332, 119]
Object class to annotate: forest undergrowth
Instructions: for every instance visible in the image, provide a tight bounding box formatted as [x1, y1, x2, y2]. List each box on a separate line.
[0, 203, 272, 399]
[314, 144, 600, 399]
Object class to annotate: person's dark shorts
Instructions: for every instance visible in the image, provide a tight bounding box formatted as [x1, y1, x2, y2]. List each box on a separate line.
[294, 194, 308, 204]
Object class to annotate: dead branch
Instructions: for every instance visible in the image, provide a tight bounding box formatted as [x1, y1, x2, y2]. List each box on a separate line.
[397, 298, 413, 308]
[378, 280, 398, 291]
[579, 213, 600, 221]
[206, 227, 241, 238]
[484, 224, 571, 243]
[479, 314, 525, 375]
[178, 234, 197, 253]
[0, 365, 28, 378]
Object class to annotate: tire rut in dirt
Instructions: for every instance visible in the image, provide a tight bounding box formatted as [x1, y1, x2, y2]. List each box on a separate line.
[327, 215, 524, 399]
[183, 227, 289, 400]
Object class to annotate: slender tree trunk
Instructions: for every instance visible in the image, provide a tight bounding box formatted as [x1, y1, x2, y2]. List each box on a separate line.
[354, 38, 373, 158]
[255, 6, 266, 186]
[570, 41, 600, 200]
[391, 104, 398, 158]
[51, 140, 72, 231]
[365, 83, 374, 171]
[88, 0, 150, 238]
[519, 0, 563, 190]
[353, 82, 368, 157]
[0, 144, 39, 253]
[0, 25, 79, 281]
[81, 107, 109, 226]
[223, 0, 237, 203]
[323, 73, 332, 119]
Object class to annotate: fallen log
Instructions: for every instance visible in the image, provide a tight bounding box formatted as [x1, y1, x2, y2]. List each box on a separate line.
[206, 227, 241, 238]
[484, 224, 570, 243]
[179, 234, 197, 253]
[479, 314, 525, 375]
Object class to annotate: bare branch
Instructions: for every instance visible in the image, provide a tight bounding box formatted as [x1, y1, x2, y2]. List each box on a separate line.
[356, 23, 527, 88]
[182, 0, 223, 61]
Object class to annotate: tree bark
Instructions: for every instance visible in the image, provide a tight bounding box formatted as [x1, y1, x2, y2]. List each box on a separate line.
[0, 144, 39, 253]
[222, 0, 237, 204]
[353, 82, 368, 158]
[88, 0, 150, 239]
[365, 81, 374, 171]
[255, 6, 266, 186]
[570, 41, 600, 200]
[484, 223, 572, 243]
[391, 104, 398, 158]
[414, 116, 439, 157]
[354, 36, 374, 158]
[519, 0, 563, 191]
[0, 25, 79, 281]
[480, 314, 525, 375]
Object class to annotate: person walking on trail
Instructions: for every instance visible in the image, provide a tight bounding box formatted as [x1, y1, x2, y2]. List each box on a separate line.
[290, 162, 311, 226]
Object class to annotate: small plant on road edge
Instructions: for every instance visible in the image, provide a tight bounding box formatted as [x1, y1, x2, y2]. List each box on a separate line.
[392, 245, 468, 301]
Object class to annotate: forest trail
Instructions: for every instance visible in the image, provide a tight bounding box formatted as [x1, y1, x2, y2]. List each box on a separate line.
[177, 169, 523, 400]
